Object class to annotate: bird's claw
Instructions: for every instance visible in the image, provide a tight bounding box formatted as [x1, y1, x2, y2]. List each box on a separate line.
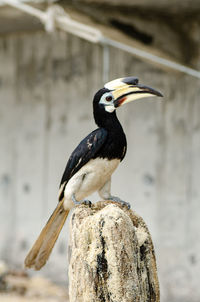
[108, 196, 131, 209]
[120, 200, 131, 209]
[72, 194, 92, 207]
[82, 199, 92, 207]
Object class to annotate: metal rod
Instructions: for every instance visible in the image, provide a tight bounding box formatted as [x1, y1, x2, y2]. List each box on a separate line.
[102, 37, 200, 79]
[102, 44, 110, 83]
[2, 0, 46, 20]
[2, 0, 200, 79]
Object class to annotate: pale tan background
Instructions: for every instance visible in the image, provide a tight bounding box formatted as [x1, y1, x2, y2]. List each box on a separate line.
[0, 1, 200, 302]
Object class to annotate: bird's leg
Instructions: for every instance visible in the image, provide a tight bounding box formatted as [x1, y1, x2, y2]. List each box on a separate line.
[72, 194, 92, 207]
[98, 179, 131, 209]
[107, 195, 131, 209]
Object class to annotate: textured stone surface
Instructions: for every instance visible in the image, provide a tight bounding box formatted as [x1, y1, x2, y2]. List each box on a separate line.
[0, 30, 200, 302]
[68, 201, 159, 302]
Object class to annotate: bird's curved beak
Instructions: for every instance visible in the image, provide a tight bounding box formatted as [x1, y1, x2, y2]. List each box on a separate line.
[104, 77, 163, 108]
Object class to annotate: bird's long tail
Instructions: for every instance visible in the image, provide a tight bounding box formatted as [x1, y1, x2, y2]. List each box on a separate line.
[24, 199, 69, 270]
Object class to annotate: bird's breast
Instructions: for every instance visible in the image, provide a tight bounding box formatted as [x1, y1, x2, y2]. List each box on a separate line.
[64, 157, 120, 205]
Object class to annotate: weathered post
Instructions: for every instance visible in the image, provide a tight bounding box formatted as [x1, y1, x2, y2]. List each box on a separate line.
[68, 201, 160, 302]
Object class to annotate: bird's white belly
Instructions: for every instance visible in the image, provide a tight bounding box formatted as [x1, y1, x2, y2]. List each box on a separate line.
[64, 158, 120, 209]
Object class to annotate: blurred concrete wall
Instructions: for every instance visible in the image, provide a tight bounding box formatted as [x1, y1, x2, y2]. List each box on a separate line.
[0, 31, 200, 302]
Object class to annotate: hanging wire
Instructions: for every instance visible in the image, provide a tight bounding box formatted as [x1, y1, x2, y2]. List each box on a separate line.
[102, 44, 110, 83]
[102, 38, 200, 79]
[2, 0, 200, 79]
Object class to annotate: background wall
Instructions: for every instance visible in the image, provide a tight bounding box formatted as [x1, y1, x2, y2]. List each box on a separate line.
[0, 30, 200, 302]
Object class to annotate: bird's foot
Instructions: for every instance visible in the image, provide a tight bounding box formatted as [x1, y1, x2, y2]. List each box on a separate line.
[72, 194, 92, 207]
[107, 196, 131, 209]
[82, 199, 92, 207]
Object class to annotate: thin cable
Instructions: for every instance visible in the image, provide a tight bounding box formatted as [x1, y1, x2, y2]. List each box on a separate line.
[3, 0, 200, 79]
[102, 44, 110, 83]
[102, 37, 200, 79]
[3, 0, 46, 21]
[3, 0, 102, 42]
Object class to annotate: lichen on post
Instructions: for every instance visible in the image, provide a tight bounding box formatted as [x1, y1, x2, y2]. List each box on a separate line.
[68, 201, 160, 302]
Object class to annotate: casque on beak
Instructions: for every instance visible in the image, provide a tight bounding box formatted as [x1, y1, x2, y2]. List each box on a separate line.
[104, 76, 163, 108]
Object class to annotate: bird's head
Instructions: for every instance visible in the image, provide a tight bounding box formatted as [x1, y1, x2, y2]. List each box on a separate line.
[93, 77, 163, 119]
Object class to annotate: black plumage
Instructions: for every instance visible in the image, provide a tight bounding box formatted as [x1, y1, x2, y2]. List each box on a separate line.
[25, 76, 162, 270]
[59, 88, 127, 201]
[59, 128, 107, 201]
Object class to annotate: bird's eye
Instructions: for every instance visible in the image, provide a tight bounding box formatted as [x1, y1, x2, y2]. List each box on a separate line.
[106, 96, 113, 102]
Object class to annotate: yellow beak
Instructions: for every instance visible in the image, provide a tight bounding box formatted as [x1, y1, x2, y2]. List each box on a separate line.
[104, 77, 163, 108]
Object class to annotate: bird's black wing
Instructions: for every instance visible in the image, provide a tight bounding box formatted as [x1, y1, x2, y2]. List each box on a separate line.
[58, 128, 108, 201]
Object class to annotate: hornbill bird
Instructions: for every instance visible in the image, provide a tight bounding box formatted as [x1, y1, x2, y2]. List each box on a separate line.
[25, 76, 162, 270]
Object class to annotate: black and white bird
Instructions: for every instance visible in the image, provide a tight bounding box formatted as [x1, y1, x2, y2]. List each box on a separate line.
[25, 76, 162, 270]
